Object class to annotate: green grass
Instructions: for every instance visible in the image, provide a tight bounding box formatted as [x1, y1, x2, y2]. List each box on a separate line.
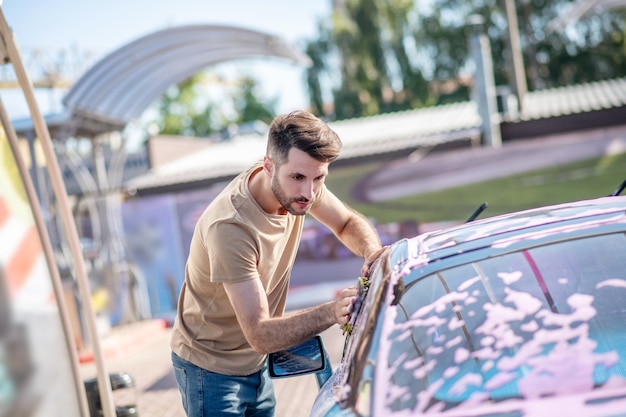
[326, 151, 626, 224]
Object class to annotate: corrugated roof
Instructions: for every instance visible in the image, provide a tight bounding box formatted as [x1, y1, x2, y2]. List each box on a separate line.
[521, 77, 626, 120]
[61, 24, 311, 136]
[332, 101, 481, 158]
[125, 76, 626, 194]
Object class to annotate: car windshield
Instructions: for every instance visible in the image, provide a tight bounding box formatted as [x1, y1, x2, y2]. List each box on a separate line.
[381, 232, 626, 414]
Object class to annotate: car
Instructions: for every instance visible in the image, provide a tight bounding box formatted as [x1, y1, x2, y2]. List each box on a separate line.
[270, 190, 626, 416]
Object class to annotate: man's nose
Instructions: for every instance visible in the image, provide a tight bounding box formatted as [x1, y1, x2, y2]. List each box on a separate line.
[300, 181, 315, 200]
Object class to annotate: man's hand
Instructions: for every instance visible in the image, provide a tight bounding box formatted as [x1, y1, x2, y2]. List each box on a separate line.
[360, 246, 389, 277]
[333, 286, 357, 325]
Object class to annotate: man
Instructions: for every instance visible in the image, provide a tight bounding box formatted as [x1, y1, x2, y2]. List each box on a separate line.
[170, 110, 383, 416]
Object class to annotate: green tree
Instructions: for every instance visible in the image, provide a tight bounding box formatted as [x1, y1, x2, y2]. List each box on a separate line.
[231, 76, 277, 126]
[306, 0, 455, 120]
[533, 3, 626, 88]
[304, 27, 331, 116]
[156, 73, 218, 137]
[305, 0, 626, 120]
[154, 72, 276, 138]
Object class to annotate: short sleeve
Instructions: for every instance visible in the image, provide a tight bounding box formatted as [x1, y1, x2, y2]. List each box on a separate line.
[205, 221, 259, 284]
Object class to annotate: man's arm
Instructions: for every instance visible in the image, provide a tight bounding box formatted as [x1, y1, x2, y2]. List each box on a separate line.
[311, 188, 383, 273]
[224, 278, 357, 354]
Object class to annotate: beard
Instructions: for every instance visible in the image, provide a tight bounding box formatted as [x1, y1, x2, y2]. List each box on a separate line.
[271, 174, 310, 216]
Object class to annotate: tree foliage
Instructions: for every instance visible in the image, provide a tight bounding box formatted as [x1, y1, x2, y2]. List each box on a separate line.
[231, 77, 277, 126]
[305, 0, 626, 120]
[154, 72, 276, 138]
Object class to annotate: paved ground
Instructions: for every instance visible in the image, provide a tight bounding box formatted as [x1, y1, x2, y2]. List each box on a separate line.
[79, 320, 347, 417]
[79, 124, 626, 417]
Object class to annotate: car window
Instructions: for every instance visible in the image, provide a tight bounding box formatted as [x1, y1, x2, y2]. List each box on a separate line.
[382, 232, 626, 414]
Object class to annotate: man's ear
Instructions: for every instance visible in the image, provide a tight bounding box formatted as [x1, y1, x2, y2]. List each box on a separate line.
[263, 155, 274, 176]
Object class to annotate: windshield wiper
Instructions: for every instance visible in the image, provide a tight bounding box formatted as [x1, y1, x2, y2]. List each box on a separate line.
[466, 202, 488, 222]
[610, 178, 626, 197]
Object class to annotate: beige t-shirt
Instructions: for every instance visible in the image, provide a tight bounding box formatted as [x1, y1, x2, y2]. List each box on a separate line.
[170, 161, 327, 375]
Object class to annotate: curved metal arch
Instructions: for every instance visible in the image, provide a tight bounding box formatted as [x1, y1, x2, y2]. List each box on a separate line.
[62, 24, 312, 135]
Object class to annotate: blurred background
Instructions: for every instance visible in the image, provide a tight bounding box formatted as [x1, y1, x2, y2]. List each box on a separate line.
[1, 1, 625, 415]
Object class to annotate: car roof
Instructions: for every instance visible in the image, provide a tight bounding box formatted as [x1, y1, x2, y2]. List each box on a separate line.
[406, 196, 626, 267]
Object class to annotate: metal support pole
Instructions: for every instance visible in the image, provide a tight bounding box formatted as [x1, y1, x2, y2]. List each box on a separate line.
[25, 131, 42, 199]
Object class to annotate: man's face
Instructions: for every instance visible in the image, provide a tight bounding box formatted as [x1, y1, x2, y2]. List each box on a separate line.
[270, 148, 329, 216]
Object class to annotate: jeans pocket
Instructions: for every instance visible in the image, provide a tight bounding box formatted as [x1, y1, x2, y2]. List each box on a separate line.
[173, 365, 188, 411]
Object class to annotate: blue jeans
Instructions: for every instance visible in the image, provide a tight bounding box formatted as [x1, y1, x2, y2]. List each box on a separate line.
[171, 351, 276, 417]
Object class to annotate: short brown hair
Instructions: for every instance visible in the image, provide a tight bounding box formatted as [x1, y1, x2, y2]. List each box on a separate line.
[267, 110, 343, 166]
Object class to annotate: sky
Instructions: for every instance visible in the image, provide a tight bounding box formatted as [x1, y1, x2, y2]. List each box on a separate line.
[1, 0, 331, 121]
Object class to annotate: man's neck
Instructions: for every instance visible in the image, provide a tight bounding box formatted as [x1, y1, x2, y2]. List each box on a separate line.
[248, 167, 285, 215]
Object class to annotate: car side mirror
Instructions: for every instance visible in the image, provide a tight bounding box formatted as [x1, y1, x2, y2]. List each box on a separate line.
[268, 335, 332, 388]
